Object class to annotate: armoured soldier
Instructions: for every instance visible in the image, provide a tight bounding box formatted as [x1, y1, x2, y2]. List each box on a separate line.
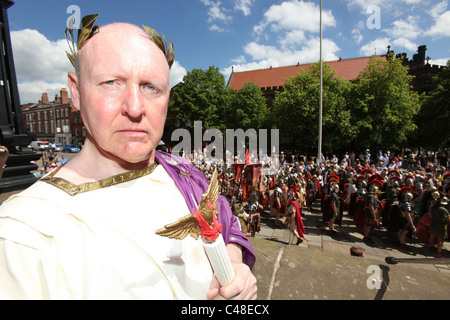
[429, 193, 450, 258]
[328, 182, 340, 234]
[386, 176, 401, 205]
[397, 187, 416, 249]
[270, 178, 286, 226]
[286, 185, 305, 245]
[363, 179, 382, 244]
[356, 175, 368, 198]
[246, 186, 261, 237]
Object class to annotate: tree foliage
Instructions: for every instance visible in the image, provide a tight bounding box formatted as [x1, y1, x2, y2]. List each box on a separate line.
[227, 82, 269, 130]
[168, 66, 232, 132]
[349, 54, 420, 150]
[414, 60, 450, 148]
[272, 62, 354, 152]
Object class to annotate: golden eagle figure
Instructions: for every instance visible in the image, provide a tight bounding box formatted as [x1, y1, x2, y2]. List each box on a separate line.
[156, 169, 220, 240]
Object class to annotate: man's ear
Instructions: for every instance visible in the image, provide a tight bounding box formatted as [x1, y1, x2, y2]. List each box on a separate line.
[68, 71, 80, 111]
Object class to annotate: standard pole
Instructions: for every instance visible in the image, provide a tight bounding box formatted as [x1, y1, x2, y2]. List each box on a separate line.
[317, 0, 323, 164]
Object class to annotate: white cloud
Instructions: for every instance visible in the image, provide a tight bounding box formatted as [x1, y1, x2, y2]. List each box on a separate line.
[359, 37, 391, 56]
[209, 24, 229, 33]
[383, 15, 421, 40]
[234, 0, 254, 16]
[201, 0, 256, 32]
[170, 61, 187, 88]
[233, 37, 339, 69]
[224, 1, 340, 79]
[11, 29, 72, 103]
[399, 0, 422, 4]
[424, 1, 450, 38]
[426, 10, 450, 38]
[392, 37, 418, 52]
[343, 0, 384, 12]
[207, 2, 232, 23]
[11, 29, 71, 83]
[359, 36, 416, 58]
[429, 58, 449, 66]
[352, 21, 366, 45]
[18, 80, 69, 104]
[427, 0, 447, 19]
[222, 35, 341, 82]
[255, 0, 336, 35]
[200, 0, 233, 33]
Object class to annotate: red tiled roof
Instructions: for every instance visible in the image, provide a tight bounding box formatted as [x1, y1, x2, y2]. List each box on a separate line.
[227, 55, 387, 90]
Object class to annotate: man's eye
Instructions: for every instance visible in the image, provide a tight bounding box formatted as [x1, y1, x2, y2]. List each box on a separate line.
[104, 80, 116, 86]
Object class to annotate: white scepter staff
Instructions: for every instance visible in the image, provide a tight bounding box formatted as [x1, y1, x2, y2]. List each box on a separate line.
[156, 169, 235, 286]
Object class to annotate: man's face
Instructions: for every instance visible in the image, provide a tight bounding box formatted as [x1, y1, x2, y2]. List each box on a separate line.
[70, 24, 170, 165]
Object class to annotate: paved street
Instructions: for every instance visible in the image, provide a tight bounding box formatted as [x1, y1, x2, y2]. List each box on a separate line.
[249, 202, 450, 300]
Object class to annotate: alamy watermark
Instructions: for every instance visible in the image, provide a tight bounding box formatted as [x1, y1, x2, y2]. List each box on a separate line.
[366, 265, 382, 290]
[66, 5, 81, 30]
[171, 121, 280, 175]
[367, 5, 381, 30]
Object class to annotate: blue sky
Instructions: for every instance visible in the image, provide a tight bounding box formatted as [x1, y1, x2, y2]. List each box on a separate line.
[7, 0, 450, 103]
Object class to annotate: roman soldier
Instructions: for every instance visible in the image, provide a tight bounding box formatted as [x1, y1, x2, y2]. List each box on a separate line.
[382, 175, 401, 227]
[386, 176, 401, 204]
[356, 175, 368, 198]
[327, 182, 340, 234]
[270, 178, 287, 226]
[428, 193, 450, 258]
[286, 185, 307, 245]
[246, 186, 261, 237]
[441, 172, 450, 193]
[362, 178, 382, 244]
[404, 174, 415, 188]
[397, 187, 416, 249]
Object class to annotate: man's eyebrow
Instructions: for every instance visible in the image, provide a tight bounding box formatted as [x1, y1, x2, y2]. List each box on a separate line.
[90, 71, 169, 87]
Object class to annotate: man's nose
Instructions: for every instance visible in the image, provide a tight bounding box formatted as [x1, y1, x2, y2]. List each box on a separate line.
[122, 85, 145, 120]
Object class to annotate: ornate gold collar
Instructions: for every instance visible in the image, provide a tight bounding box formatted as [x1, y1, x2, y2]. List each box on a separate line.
[42, 162, 158, 197]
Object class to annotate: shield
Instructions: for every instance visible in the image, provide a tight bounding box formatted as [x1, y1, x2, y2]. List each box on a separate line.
[416, 212, 431, 245]
[353, 198, 365, 231]
[387, 204, 401, 233]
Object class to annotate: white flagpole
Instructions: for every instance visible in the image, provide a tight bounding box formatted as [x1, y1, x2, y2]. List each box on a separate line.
[318, 0, 323, 165]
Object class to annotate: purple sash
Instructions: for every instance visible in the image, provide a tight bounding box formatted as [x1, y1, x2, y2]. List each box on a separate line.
[155, 151, 255, 269]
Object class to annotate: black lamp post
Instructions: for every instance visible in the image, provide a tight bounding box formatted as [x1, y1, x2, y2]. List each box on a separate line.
[0, 0, 41, 193]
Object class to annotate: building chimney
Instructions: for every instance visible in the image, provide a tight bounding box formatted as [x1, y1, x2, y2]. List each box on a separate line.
[60, 88, 69, 104]
[41, 93, 49, 105]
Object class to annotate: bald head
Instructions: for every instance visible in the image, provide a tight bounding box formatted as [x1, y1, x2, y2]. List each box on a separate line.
[75, 23, 169, 80]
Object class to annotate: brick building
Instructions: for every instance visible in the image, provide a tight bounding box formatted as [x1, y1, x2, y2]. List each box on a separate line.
[21, 88, 85, 147]
[227, 45, 443, 108]
[227, 55, 387, 109]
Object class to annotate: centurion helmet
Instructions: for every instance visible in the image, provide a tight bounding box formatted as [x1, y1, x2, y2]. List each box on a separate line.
[331, 183, 340, 193]
[400, 187, 414, 202]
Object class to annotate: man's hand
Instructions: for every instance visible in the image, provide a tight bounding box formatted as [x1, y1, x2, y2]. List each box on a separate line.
[207, 243, 257, 300]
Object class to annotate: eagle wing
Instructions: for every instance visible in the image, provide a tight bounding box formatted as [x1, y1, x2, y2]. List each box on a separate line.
[206, 169, 219, 205]
[155, 213, 202, 240]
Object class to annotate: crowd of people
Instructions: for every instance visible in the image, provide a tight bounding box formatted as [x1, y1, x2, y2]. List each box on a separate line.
[4, 140, 449, 259]
[31, 149, 68, 178]
[190, 148, 450, 258]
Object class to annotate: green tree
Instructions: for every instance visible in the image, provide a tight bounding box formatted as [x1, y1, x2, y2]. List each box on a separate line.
[414, 60, 450, 148]
[350, 54, 420, 150]
[272, 62, 354, 153]
[227, 82, 269, 130]
[169, 66, 232, 132]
